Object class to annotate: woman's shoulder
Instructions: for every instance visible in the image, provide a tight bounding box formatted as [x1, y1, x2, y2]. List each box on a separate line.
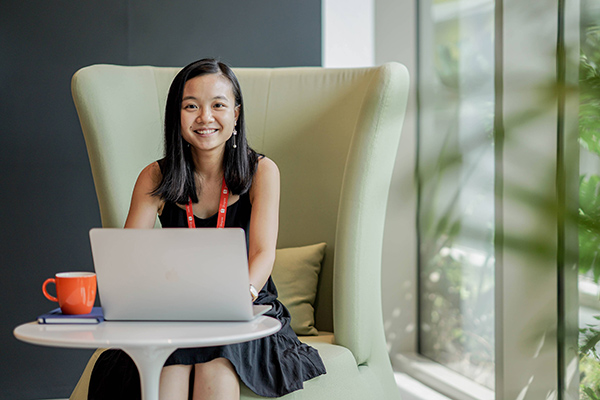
[255, 156, 279, 181]
[249, 156, 280, 202]
[134, 161, 163, 195]
[141, 160, 162, 178]
[125, 161, 165, 227]
[256, 156, 278, 173]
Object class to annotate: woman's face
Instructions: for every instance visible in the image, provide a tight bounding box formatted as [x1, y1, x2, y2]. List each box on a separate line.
[180, 73, 240, 154]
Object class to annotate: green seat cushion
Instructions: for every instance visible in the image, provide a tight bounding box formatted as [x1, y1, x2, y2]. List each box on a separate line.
[271, 243, 326, 336]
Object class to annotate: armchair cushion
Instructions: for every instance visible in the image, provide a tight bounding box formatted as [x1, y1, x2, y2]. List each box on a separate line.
[272, 243, 326, 336]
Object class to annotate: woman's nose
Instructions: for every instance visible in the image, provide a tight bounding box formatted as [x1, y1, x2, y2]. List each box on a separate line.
[196, 108, 214, 123]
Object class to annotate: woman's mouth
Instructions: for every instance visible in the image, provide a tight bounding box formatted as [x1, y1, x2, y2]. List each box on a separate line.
[194, 128, 218, 136]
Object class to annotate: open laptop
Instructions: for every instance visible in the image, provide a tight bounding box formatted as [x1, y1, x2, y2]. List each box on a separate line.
[89, 228, 271, 321]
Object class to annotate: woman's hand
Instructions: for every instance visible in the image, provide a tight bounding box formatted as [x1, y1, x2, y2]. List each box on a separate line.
[247, 157, 280, 293]
[124, 162, 164, 229]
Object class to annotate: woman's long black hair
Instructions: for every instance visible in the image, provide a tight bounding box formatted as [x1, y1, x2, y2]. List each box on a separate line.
[152, 58, 260, 203]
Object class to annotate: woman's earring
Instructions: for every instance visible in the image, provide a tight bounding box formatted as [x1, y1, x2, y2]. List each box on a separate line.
[232, 129, 237, 149]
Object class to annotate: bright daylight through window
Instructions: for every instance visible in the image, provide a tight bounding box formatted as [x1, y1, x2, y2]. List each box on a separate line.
[417, 0, 495, 390]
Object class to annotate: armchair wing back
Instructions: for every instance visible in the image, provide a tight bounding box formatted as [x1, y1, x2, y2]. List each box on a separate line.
[71, 63, 409, 400]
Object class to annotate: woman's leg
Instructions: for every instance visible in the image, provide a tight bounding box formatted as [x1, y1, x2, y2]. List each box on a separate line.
[192, 358, 240, 400]
[160, 364, 193, 400]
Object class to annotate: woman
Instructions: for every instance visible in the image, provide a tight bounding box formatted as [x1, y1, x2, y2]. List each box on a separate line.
[88, 59, 326, 400]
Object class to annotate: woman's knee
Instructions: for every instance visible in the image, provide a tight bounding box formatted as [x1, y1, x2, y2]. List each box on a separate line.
[195, 358, 237, 380]
[193, 358, 240, 399]
[194, 358, 238, 384]
[160, 364, 193, 400]
[162, 363, 193, 378]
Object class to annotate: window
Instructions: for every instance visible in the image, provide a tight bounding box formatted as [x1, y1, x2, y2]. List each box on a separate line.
[382, 0, 580, 399]
[417, 0, 496, 390]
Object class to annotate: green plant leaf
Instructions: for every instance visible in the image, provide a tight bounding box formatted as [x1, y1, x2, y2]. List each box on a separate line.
[583, 386, 600, 400]
[581, 329, 600, 355]
[579, 175, 600, 280]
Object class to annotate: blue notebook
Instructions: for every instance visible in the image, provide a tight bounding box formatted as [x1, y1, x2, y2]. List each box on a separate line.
[37, 307, 104, 324]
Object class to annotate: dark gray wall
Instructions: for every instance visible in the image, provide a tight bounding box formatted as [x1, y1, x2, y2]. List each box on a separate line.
[0, 1, 321, 399]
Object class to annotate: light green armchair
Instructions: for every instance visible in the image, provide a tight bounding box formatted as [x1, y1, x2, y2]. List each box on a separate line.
[70, 63, 409, 400]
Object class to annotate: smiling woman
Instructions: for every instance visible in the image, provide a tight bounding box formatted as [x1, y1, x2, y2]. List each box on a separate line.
[179, 74, 240, 154]
[150, 59, 259, 208]
[87, 59, 326, 400]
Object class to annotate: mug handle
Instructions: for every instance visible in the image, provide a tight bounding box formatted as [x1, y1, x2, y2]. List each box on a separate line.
[42, 278, 58, 302]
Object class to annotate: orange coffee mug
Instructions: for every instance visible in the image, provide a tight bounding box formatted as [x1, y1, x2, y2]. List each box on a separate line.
[42, 272, 97, 315]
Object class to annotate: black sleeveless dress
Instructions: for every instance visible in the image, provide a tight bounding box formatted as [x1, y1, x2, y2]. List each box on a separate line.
[87, 191, 326, 399]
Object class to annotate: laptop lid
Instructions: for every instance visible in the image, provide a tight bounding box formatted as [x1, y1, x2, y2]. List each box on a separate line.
[89, 228, 265, 321]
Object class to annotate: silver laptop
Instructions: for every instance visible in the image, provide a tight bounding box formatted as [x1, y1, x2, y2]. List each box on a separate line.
[89, 228, 270, 321]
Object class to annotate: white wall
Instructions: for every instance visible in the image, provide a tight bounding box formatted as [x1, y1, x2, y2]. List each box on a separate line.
[322, 0, 375, 67]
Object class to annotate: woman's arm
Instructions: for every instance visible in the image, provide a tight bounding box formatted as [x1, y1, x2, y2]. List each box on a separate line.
[124, 162, 164, 229]
[248, 157, 281, 293]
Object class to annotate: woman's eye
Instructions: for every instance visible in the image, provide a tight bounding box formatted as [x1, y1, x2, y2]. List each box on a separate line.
[183, 104, 197, 110]
[214, 103, 225, 108]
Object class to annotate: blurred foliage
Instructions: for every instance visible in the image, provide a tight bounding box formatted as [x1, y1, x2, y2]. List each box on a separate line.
[579, 26, 600, 157]
[580, 318, 600, 399]
[420, 244, 495, 388]
[419, 0, 496, 389]
[579, 175, 600, 282]
[579, 19, 600, 400]
[580, 25, 600, 282]
[420, 1, 600, 397]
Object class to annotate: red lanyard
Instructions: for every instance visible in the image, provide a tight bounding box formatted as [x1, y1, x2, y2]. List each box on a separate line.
[186, 178, 229, 229]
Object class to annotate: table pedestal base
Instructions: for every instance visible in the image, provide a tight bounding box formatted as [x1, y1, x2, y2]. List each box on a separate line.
[13, 318, 281, 400]
[124, 346, 176, 400]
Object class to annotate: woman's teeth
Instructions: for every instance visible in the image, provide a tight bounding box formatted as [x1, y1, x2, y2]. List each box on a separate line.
[195, 129, 217, 135]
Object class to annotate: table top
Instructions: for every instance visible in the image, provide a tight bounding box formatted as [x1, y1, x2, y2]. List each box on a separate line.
[14, 316, 281, 350]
